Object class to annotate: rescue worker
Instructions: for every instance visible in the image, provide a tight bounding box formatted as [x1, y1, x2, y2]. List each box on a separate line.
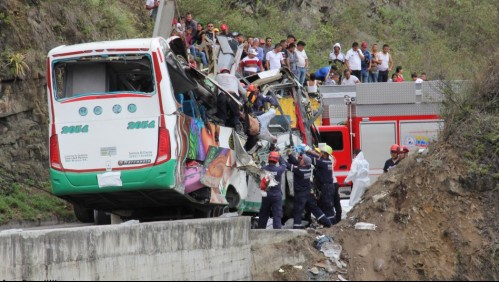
[399, 146, 409, 160]
[258, 151, 287, 229]
[287, 153, 332, 229]
[246, 84, 278, 116]
[305, 145, 337, 224]
[383, 144, 400, 173]
[345, 149, 370, 207]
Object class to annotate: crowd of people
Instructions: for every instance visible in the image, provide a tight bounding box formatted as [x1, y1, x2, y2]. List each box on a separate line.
[145, 5, 429, 88]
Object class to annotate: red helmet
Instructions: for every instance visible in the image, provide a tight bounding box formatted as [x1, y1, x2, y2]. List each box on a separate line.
[247, 84, 256, 92]
[221, 23, 228, 31]
[268, 151, 279, 163]
[390, 144, 400, 153]
[401, 146, 409, 153]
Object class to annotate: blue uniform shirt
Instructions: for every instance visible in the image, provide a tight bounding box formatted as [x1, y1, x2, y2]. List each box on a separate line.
[262, 157, 287, 196]
[287, 155, 313, 193]
[308, 153, 334, 185]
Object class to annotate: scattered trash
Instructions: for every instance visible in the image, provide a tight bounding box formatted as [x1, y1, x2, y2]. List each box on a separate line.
[120, 220, 139, 225]
[372, 192, 389, 203]
[338, 274, 348, 281]
[334, 259, 343, 269]
[354, 222, 377, 230]
[283, 218, 294, 229]
[293, 265, 303, 270]
[0, 229, 23, 235]
[309, 267, 319, 275]
[278, 268, 284, 273]
[374, 258, 385, 272]
[339, 260, 347, 269]
[321, 242, 342, 260]
[314, 235, 333, 250]
[315, 261, 336, 274]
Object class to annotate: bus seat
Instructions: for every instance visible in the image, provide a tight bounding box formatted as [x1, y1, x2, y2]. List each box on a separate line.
[65, 64, 108, 98]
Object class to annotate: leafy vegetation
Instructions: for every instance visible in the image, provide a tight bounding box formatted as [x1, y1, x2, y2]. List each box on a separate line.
[178, 0, 499, 78]
[0, 172, 74, 225]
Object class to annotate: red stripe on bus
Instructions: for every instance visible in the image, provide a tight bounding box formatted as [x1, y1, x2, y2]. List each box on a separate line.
[60, 94, 152, 104]
[152, 52, 165, 121]
[47, 58, 56, 133]
[52, 50, 92, 57]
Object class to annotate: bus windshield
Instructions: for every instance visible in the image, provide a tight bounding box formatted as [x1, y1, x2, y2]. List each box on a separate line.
[53, 54, 155, 100]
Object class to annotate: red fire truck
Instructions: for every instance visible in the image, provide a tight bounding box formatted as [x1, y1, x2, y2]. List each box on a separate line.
[317, 82, 445, 196]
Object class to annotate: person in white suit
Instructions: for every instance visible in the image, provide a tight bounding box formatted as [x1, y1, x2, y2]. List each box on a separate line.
[345, 149, 371, 207]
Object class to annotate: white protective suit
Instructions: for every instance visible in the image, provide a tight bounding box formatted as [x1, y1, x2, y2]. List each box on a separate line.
[345, 152, 371, 207]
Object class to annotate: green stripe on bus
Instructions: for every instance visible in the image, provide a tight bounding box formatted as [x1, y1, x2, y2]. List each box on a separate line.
[50, 160, 177, 196]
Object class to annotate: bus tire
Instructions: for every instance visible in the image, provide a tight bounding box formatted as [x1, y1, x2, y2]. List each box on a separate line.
[225, 186, 240, 211]
[94, 210, 111, 225]
[73, 205, 94, 223]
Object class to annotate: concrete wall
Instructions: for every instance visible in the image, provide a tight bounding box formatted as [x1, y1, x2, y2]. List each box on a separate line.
[0, 218, 251, 281]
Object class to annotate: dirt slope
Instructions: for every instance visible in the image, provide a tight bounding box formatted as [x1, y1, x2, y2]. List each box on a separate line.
[332, 62, 499, 281]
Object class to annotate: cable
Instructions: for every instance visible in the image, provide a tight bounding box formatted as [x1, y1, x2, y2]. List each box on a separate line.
[0, 166, 56, 197]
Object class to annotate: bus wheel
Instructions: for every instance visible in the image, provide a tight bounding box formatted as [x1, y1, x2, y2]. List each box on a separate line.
[73, 205, 94, 223]
[226, 187, 240, 211]
[94, 210, 111, 225]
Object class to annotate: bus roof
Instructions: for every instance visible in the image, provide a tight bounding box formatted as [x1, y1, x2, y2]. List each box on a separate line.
[48, 38, 162, 58]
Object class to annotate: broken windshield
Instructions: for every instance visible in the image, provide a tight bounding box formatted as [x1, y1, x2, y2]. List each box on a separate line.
[53, 54, 155, 100]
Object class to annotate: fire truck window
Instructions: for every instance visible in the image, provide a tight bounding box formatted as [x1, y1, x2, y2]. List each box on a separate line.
[321, 131, 344, 151]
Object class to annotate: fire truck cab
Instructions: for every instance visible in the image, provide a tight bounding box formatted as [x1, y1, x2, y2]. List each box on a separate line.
[318, 82, 445, 196]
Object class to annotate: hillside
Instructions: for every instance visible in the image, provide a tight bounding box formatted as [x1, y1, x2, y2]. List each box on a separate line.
[0, 0, 151, 224]
[178, 0, 499, 79]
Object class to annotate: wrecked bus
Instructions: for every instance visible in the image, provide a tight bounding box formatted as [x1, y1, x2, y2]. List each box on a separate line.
[47, 38, 318, 224]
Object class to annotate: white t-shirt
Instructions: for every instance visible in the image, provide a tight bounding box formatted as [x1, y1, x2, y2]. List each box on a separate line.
[295, 49, 308, 67]
[146, 0, 159, 16]
[379, 52, 390, 71]
[329, 52, 345, 63]
[266, 51, 284, 70]
[415, 78, 424, 84]
[345, 48, 362, 71]
[341, 75, 360, 86]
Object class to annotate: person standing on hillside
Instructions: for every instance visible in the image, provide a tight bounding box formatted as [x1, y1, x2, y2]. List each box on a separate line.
[145, 0, 160, 21]
[394, 66, 404, 82]
[295, 41, 309, 85]
[185, 13, 198, 38]
[341, 69, 361, 85]
[378, 44, 393, 82]
[266, 44, 285, 71]
[258, 152, 287, 229]
[345, 42, 365, 80]
[252, 38, 264, 62]
[239, 49, 264, 76]
[383, 144, 400, 173]
[360, 42, 372, 83]
[412, 73, 424, 83]
[370, 44, 382, 83]
[286, 43, 299, 77]
[329, 43, 346, 79]
[262, 37, 273, 69]
[344, 149, 370, 207]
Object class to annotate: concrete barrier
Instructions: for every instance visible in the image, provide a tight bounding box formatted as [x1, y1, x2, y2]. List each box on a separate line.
[0, 217, 251, 281]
